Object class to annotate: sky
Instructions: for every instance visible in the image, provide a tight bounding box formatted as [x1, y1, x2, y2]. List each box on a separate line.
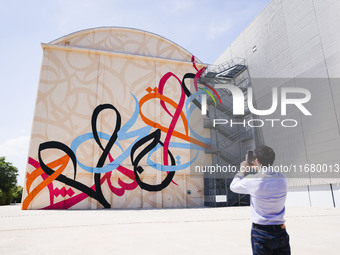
[0, 0, 271, 186]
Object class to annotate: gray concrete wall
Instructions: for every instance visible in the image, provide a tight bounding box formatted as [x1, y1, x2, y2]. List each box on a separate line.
[287, 183, 340, 207]
[215, 0, 340, 206]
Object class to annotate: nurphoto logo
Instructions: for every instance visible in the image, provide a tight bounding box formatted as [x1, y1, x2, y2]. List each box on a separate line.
[201, 84, 312, 128]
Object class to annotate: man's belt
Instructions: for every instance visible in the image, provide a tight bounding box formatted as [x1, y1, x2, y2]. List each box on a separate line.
[252, 223, 286, 230]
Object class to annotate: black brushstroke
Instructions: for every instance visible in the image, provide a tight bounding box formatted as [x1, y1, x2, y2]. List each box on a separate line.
[38, 104, 122, 208]
[130, 129, 175, 191]
[181, 73, 200, 108]
[38, 141, 103, 205]
[91, 104, 121, 208]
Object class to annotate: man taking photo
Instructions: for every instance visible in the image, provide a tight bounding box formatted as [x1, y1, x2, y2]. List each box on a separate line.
[230, 145, 291, 255]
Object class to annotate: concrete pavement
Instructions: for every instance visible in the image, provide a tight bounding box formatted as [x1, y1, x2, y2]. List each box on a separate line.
[0, 205, 339, 254]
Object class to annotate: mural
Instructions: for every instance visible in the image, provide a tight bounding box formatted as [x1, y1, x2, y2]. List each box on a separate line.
[22, 27, 214, 209]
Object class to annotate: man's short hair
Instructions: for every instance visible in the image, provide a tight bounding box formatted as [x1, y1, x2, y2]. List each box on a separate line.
[254, 145, 275, 166]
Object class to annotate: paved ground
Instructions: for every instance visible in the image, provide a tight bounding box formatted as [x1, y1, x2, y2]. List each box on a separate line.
[0, 205, 339, 255]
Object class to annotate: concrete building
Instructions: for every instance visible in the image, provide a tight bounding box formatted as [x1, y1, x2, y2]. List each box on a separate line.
[23, 0, 340, 209]
[22, 27, 211, 209]
[215, 0, 340, 207]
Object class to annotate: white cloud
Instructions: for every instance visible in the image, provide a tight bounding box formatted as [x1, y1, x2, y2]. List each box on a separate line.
[0, 136, 30, 186]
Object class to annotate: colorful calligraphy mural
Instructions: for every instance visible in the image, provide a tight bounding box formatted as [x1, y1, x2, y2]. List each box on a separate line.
[22, 27, 214, 209]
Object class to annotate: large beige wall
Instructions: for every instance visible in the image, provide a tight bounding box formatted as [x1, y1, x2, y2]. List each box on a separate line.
[22, 27, 210, 209]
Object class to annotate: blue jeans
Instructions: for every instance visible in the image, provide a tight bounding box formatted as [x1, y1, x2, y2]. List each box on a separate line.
[251, 223, 291, 255]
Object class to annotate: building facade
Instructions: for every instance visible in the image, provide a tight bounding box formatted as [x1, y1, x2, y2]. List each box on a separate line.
[23, 0, 340, 209]
[215, 0, 340, 207]
[22, 27, 211, 209]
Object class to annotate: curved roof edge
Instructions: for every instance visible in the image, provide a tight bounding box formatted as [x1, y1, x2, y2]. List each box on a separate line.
[49, 26, 203, 64]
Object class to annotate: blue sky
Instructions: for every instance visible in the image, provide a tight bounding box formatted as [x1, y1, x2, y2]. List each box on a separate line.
[0, 0, 271, 185]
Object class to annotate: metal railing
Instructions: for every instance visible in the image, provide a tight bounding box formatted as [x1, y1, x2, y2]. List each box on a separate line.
[204, 58, 246, 75]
